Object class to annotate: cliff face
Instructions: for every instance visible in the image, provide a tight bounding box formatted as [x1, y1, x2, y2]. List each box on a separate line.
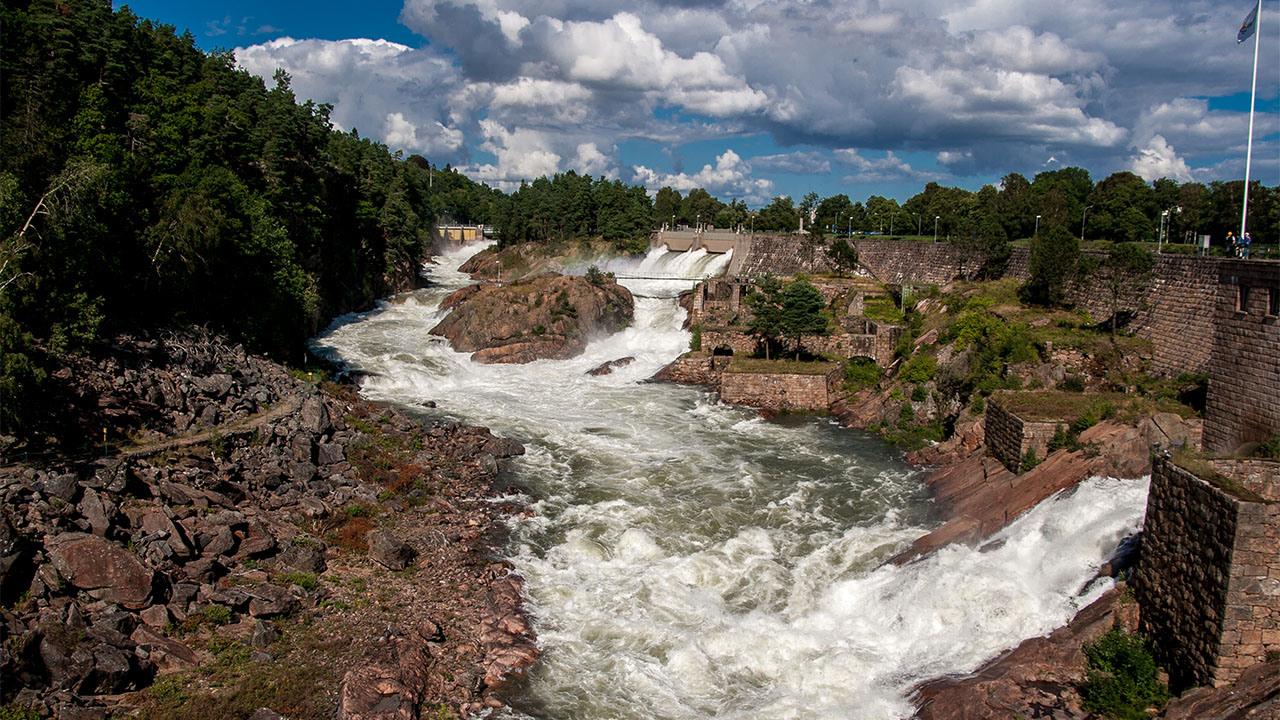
[431, 273, 634, 364]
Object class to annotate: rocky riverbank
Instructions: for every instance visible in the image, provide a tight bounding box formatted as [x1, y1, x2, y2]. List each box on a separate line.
[0, 331, 537, 718]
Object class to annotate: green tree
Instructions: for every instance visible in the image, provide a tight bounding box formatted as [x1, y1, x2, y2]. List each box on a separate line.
[1095, 243, 1157, 337]
[827, 237, 859, 275]
[745, 274, 784, 359]
[1022, 224, 1081, 306]
[654, 186, 681, 228]
[778, 278, 829, 359]
[1089, 172, 1156, 242]
[756, 196, 800, 233]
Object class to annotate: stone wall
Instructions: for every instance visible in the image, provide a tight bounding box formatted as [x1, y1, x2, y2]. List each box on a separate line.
[1134, 455, 1280, 690]
[735, 236, 835, 277]
[1203, 260, 1280, 455]
[984, 399, 1060, 472]
[719, 367, 840, 411]
[853, 239, 984, 284]
[700, 325, 900, 368]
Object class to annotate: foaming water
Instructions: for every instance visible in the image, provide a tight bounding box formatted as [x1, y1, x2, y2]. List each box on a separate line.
[313, 243, 1148, 720]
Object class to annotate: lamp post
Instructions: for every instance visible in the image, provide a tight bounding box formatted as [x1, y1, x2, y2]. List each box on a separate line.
[696, 212, 701, 232]
[933, 216, 940, 243]
[1081, 205, 1093, 242]
[1034, 214, 1042, 237]
[671, 214, 676, 231]
[847, 216, 852, 237]
[912, 212, 921, 236]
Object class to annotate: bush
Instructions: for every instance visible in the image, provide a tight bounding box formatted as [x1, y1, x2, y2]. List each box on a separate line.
[1081, 629, 1169, 719]
[1060, 374, 1086, 392]
[843, 357, 881, 391]
[899, 353, 937, 384]
[585, 265, 609, 285]
[1020, 449, 1041, 473]
[689, 325, 702, 352]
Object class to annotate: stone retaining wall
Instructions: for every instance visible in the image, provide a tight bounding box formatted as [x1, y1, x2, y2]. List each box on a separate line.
[984, 399, 1061, 472]
[1134, 455, 1280, 690]
[719, 367, 840, 411]
[1203, 260, 1280, 454]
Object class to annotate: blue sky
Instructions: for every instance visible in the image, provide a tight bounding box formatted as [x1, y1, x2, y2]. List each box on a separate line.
[117, 0, 1280, 205]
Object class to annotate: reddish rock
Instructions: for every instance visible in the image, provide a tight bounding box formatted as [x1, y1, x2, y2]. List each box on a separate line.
[430, 273, 633, 364]
[367, 530, 417, 571]
[913, 586, 1139, 720]
[1161, 660, 1279, 719]
[49, 534, 153, 609]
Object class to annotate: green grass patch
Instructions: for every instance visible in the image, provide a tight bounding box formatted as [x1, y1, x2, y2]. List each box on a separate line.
[726, 358, 838, 375]
[993, 391, 1126, 423]
[1172, 449, 1272, 504]
[862, 296, 904, 325]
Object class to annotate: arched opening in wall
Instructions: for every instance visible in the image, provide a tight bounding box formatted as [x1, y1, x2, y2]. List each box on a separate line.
[712, 345, 734, 357]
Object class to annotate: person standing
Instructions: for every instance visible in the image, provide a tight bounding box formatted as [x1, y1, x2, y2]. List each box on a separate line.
[1241, 231, 1252, 259]
[1226, 231, 1238, 257]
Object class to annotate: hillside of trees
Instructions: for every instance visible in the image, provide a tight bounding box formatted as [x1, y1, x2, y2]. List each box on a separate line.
[0, 0, 504, 431]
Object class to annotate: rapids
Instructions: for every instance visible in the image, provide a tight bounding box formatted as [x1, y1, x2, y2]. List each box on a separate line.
[312, 242, 1149, 720]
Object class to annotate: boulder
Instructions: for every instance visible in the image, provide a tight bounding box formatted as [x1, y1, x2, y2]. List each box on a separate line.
[367, 530, 416, 571]
[48, 534, 153, 609]
[430, 274, 633, 364]
[246, 584, 299, 618]
[586, 357, 635, 376]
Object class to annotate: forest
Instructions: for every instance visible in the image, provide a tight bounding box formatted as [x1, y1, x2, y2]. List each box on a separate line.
[2, 0, 1276, 435]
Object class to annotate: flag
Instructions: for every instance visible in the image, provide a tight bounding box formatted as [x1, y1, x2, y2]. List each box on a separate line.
[1238, 1, 1259, 43]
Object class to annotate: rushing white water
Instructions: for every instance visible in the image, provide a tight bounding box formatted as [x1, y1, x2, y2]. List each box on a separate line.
[312, 243, 1149, 720]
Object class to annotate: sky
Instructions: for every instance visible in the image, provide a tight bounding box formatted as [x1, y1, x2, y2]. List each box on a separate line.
[118, 0, 1280, 205]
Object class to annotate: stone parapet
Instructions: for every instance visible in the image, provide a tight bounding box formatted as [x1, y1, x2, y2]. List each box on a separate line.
[1134, 455, 1280, 690]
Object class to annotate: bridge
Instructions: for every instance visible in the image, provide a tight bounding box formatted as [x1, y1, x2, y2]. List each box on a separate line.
[613, 273, 724, 281]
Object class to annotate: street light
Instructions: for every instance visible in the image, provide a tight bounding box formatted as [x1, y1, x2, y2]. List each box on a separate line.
[912, 212, 921, 236]
[1034, 214, 1042, 237]
[847, 215, 852, 237]
[1081, 205, 1093, 242]
[933, 215, 940, 243]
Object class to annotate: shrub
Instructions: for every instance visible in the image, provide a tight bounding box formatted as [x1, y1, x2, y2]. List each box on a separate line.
[1060, 374, 1086, 392]
[1080, 629, 1169, 719]
[689, 325, 702, 352]
[1020, 449, 1041, 473]
[843, 357, 881, 392]
[911, 384, 928, 402]
[899, 353, 937, 384]
[0, 705, 40, 720]
[1260, 433, 1280, 460]
[280, 571, 318, 591]
[585, 265, 608, 285]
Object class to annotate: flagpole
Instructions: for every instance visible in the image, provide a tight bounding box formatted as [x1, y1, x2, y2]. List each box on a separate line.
[1241, 0, 1262, 239]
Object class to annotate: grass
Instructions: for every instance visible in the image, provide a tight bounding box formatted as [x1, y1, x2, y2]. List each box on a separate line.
[132, 623, 335, 720]
[862, 296, 904, 325]
[1172, 448, 1272, 504]
[993, 390, 1126, 422]
[726, 357, 838, 375]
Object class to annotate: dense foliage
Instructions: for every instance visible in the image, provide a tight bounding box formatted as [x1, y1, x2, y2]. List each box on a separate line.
[1080, 629, 1170, 719]
[745, 275, 829, 359]
[492, 172, 654, 249]
[0, 0, 502, 431]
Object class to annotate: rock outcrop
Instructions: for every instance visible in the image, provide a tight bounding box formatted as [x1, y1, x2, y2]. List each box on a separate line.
[0, 331, 536, 718]
[431, 274, 633, 364]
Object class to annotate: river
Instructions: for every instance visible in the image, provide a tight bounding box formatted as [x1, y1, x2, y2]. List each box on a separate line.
[312, 242, 1148, 720]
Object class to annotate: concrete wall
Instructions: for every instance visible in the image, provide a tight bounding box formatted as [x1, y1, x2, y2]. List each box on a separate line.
[719, 367, 840, 411]
[1203, 260, 1280, 455]
[1135, 456, 1280, 690]
[853, 239, 984, 284]
[984, 399, 1060, 472]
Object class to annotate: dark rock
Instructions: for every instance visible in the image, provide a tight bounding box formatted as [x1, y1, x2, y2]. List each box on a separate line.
[587, 356, 635, 376]
[481, 436, 525, 459]
[138, 605, 170, 629]
[250, 620, 280, 648]
[236, 523, 278, 558]
[246, 584, 299, 618]
[317, 442, 345, 466]
[194, 373, 234, 398]
[277, 542, 327, 574]
[300, 394, 331, 435]
[78, 489, 114, 536]
[48, 534, 153, 609]
[367, 530, 417, 571]
[130, 626, 197, 671]
[249, 708, 286, 720]
[39, 473, 80, 503]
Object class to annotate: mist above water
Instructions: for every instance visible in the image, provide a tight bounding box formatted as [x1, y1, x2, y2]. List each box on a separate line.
[312, 243, 1147, 720]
